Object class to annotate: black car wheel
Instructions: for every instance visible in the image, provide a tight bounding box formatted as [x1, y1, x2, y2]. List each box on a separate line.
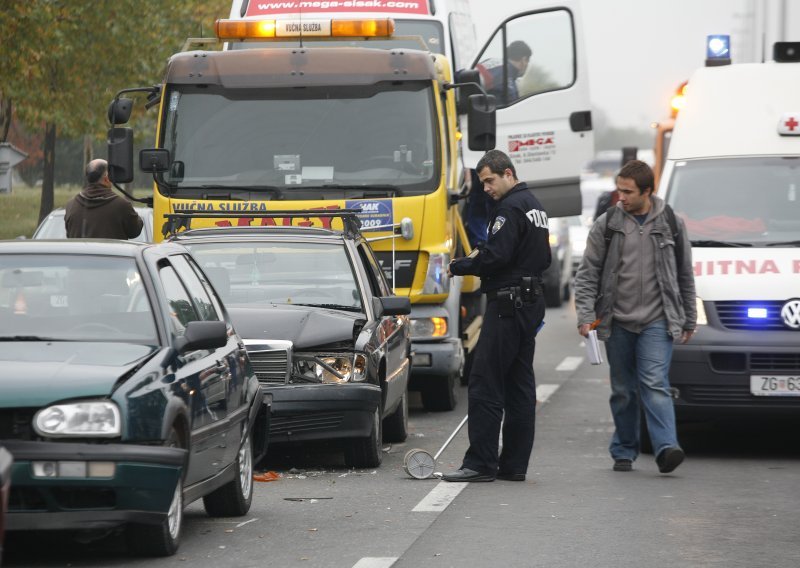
[383, 390, 408, 443]
[345, 406, 383, 468]
[127, 427, 184, 557]
[421, 373, 457, 412]
[203, 427, 254, 517]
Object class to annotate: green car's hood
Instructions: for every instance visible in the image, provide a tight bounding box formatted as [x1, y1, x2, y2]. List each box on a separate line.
[0, 342, 158, 407]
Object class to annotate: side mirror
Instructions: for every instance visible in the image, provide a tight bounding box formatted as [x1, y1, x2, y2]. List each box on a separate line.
[139, 148, 171, 174]
[175, 321, 228, 353]
[400, 217, 414, 240]
[372, 296, 411, 317]
[454, 69, 482, 115]
[467, 94, 497, 151]
[107, 127, 135, 183]
[107, 98, 134, 125]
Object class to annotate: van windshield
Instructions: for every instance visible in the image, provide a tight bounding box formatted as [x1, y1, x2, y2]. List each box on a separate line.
[666, 157, 800, 246]
[159, 82, 439, 197]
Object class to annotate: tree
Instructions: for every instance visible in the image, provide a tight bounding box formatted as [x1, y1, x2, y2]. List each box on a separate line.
[0, 0, 228, 221]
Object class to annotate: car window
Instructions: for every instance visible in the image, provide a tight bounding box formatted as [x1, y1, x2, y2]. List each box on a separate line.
[0, 254, 157, 342]
[186, 240, 362, 310]
[170, 255, 220, 322]
[159, 264, 200, 336]
[185, 256, 227, 321]
[357, 243, 391, 297]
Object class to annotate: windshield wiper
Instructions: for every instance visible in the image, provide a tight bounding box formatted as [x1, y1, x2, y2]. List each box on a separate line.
[292, 303, 363, 312]
[300, 184, 402, 196]
[765, 240, 800, 247]
[0, 335, 59, 341]
[690, 240, 753, 247]
[199, 185, 284, 199]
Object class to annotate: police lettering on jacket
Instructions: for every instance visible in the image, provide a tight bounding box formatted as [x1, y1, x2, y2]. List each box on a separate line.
[451, 182, 551, 292]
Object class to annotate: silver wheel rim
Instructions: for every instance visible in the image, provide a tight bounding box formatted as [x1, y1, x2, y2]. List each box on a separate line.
[239, 433, 253, 498]
[373, 407, 381, 454]
[167, 481, 182, 540]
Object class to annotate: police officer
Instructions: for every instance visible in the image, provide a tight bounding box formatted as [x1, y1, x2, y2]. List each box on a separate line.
[442, 149, 550, 482]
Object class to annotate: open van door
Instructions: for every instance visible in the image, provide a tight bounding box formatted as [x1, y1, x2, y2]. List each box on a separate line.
[462, 4, 593, 217]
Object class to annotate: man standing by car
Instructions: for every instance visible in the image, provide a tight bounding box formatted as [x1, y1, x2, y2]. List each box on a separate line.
[442, 149, 550, 483]
[65, 159, 143, 239]
[574, 160, 696, 474]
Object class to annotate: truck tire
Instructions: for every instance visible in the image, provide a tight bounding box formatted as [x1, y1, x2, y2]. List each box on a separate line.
[421, 373, 457, 411]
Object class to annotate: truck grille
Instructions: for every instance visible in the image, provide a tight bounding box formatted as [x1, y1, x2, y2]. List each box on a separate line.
[715, 301, 788, 330]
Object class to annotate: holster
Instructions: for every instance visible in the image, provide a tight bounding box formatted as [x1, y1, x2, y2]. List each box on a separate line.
[520, 277, 543, 303]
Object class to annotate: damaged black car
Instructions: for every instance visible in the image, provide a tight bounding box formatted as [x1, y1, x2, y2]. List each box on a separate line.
[173, 218, 411, 467]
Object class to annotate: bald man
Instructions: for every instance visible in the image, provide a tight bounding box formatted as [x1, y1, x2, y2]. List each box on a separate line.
[64, 159, 143, 240]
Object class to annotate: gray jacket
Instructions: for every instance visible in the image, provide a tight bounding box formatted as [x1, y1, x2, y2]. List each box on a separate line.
[574, 196, 696, 341]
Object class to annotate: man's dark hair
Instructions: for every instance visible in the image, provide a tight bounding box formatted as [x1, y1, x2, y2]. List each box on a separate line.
[507, 41, 532, 62]
[617, 159, 654, 194]
[476, 149, 518, 179]
[85, 160, 108, 184]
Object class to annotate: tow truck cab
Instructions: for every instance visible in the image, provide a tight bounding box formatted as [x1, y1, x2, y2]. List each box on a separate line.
[659, 39, 800, 421]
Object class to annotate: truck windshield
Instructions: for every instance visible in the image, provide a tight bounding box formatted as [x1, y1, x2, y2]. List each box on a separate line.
[666, 157, 800, 246]
[159, 82, 439, 196]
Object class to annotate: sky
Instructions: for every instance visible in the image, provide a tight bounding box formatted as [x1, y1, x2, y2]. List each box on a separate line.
[467, 0, 800, 129]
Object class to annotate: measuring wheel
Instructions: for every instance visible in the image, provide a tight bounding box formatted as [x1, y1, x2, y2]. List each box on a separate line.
[403, 448, 436, 479]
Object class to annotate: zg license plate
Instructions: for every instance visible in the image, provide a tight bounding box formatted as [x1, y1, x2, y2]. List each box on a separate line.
[750, 375, 800, 396]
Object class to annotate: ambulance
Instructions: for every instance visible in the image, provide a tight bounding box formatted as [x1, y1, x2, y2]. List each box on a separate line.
[659, 39, 800, 423]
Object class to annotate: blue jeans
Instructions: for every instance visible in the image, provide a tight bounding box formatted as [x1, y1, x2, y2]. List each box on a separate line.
[604, 320, 679, 460]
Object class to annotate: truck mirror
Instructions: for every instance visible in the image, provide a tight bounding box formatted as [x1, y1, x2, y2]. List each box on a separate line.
[107, 127, 134, 183]
[454, 69, 482, 115]
[139, 148, 171, 174]
[107, 98, 133, 125]
[621, 146, 638, 166]
[467, 94, 496, 151]
[400, 217, 414, 240]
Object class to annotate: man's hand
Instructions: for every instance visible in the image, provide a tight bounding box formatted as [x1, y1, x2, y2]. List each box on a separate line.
[578, 323, 592, 338]
[679, 329, 695, 344]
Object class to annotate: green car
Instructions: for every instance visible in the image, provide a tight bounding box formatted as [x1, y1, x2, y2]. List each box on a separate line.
[0, 239, 268, 556]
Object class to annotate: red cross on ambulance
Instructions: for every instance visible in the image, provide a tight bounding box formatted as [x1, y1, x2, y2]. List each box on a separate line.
[777, 112, 800, 135]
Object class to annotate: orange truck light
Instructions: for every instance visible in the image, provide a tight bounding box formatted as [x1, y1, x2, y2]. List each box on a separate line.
[215, 18, 393, 40]
[215, 19, 277, 39]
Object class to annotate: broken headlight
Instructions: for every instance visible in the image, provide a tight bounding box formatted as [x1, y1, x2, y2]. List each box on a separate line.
[293, 354, 367, 383]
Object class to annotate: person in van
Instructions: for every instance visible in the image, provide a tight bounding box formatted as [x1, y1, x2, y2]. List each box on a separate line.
[477, 41, 532, 105]
[574, 160, 696, 475]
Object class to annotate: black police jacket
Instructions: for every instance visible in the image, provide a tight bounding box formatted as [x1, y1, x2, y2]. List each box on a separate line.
[450, 182, 551, 293]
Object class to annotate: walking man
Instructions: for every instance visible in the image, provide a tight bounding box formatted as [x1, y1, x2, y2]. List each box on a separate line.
[442, 149, 550, 482]
[65, 159, 143, 240]
[574, 159, 696, 474]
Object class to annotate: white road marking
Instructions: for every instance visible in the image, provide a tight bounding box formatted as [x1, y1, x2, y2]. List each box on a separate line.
[352, 558, 398, 568]
[235, 518, 258, 528]
[536, 383, 560, 404]
[412, 481, 468, 512]
[555, 356, 584, 371]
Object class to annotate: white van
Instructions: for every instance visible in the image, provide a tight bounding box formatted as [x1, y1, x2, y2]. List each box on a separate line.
[659, 43, 800, 423]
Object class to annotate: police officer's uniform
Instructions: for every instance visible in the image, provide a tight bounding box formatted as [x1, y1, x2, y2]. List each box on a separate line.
[450, 181, 550, 478]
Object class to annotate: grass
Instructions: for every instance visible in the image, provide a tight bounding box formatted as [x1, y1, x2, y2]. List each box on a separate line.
[0, 185, 149, 240]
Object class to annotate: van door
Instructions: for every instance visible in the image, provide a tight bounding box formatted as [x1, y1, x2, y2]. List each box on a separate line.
[463, 5, 593, 217]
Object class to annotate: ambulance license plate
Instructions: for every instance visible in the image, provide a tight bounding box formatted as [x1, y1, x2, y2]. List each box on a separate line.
[750, 375, 800, 396]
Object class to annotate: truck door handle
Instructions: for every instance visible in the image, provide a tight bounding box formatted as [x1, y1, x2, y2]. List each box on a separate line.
[569, 111, 593, 132]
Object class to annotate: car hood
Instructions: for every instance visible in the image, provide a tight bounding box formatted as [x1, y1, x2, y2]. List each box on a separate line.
[0, 342, 157, 407]
[229, 305, 363, 350]
[691, 248, 800, 301]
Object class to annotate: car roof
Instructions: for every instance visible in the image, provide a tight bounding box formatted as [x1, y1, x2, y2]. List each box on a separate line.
[0, 239, 184, 258]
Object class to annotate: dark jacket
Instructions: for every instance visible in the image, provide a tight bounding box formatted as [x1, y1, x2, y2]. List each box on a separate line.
[64, 183, 143, 239]
[451, 182, 551, 292]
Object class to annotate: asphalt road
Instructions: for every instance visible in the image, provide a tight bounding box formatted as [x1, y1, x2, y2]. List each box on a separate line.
[5, 300, 800, 567]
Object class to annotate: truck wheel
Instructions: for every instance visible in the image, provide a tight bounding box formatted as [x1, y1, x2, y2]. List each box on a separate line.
[460, 349, 474, 386]
[345, 406, 383, 468]
[127, 427, 184, 557]
[545, 272, 563, 308]
[203, 428, 254, 517]
[383, 391, 408, 443]
[421, 373, 457, 411]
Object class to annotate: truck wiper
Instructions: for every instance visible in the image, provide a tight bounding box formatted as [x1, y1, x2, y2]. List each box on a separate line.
[765, 240, 800, 247]
[300, 184, 402, 196]
[292, 303, 363, 312]
[199, 185, 284, 199]
[690, 240, 752, 247]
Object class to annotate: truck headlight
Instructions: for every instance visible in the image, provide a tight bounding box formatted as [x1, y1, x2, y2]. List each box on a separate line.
[410, 317, 448, 339]
[294, 354, 367, 383]
[33, 402, 121, 438]
[696, 297, 708, 326]
[422, 253, 450, 295]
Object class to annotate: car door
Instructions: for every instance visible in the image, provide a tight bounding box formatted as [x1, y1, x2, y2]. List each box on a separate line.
[356, 242, 410, 415]
[462, 4, 593, 217]
[158, 260, 229, 485]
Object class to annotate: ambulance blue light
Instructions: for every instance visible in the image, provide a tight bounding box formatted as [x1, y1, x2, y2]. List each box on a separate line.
[706, 35, 730, 59]
[747, 307, 768, 319]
